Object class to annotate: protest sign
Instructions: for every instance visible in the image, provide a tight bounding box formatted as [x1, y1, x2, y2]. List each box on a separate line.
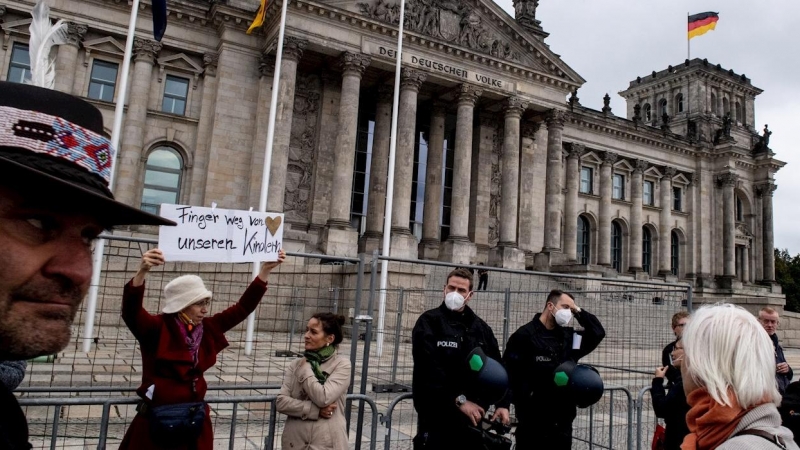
[158, 204, 284, 263]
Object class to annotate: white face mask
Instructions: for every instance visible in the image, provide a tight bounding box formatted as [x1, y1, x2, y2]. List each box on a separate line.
[445, 291, 466, 311]
[554, 308, 573, 327]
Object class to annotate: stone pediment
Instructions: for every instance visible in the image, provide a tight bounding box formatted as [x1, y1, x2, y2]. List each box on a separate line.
[156, 53, 205, 88]
[354, 0, 581, 83]
[1, 18, 32, 50]
[82, 37, 125, 65]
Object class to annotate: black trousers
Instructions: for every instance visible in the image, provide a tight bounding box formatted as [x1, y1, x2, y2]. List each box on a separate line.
[413, 427, 486, 450]
[478, 276, 488, 290]
[514, 407, 576, 450]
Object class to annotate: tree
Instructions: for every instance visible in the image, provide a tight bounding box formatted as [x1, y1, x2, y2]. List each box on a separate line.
[775, 248, 800, 313]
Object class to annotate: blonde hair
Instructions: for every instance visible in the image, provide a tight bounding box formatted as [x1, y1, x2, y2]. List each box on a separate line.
[682, 303, 780, 408]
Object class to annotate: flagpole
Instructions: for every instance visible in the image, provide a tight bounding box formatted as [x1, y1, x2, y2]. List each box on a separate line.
[82, 0, 141, 352]
[687, 12, 690, 60]
[376, 0, 407, 357]
[245, 0, 290, 356]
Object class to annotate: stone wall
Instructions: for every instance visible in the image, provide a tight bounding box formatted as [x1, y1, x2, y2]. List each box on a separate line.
[780, 311, 800, 348]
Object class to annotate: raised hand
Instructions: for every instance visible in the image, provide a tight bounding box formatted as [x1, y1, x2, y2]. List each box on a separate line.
[258, 249, 286, 281]
[132, 248, 165, 286]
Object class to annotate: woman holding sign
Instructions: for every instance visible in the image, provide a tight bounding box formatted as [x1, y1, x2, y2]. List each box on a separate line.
[276, 312, 351, 450]
[119, 248, 286, 450]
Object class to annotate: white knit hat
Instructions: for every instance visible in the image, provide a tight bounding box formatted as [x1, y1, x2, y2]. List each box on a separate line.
[162, 275, 213, 314]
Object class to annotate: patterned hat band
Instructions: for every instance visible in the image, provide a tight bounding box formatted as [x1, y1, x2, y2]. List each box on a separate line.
[0, 105, 115, 186]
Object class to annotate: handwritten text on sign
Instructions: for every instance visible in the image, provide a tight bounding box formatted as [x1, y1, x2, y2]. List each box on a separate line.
[158, 204, 284, 263]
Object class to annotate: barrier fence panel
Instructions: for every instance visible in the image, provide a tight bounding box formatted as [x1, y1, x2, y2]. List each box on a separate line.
[20, 392, 381, 450]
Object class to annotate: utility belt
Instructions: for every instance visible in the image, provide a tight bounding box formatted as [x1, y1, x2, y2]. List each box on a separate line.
[137, 400, 207, 444]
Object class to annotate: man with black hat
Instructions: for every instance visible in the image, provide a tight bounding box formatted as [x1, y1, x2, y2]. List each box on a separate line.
[411, 268, 510, 450]
[503, 289, 605, 449]
[0, 80, 174, 448]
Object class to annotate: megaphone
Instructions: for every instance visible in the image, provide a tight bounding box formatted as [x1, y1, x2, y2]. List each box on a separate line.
[466, 347, 509, 405]
[553, 361, 604, 408]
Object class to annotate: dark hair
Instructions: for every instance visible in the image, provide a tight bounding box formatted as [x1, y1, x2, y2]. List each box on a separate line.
[671, 311, 690, 328]
[312, 312, 346, 346]
[446, 268, 473, 291]
[545, 289, 575, 306]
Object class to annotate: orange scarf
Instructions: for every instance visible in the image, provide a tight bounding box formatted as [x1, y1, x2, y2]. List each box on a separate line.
[680, 388, 750, 450]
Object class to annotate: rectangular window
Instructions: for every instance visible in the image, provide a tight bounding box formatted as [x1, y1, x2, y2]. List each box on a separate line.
[7, 44, 31, 84]
[350, 120, 374, 235]
[643, 181, 654, 206]
[580, 167, 593, 194]
[87, 60, 119, 102]
[612, 174, 625, 200]
[440, 131, 455, 242]
[673, 186, 682, 211]
[161, 75, 189, 115]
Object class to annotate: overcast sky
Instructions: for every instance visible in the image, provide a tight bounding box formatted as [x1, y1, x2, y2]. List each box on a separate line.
[491, 0, 800, 254]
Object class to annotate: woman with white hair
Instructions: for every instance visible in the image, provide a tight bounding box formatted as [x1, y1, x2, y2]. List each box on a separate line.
[119, 248, 285, 450]
[681, 303, 799, 449]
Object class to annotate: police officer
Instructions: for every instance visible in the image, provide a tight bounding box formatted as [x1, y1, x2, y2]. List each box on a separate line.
[503, 289, 605, 450]
[411, 268, 510, 449]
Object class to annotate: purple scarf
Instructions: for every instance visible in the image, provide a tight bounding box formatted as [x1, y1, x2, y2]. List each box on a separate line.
[174, 316, 204, 365]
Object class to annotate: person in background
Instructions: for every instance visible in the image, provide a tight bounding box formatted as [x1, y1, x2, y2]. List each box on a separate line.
[758, 307, 793, 395]
[119, 248, 285, 450]
[477, 263, 489, 291]
[652, 337, 690, 450]
[662, 311, 690, 385]
[0, 361, 27, 392]
[276, 313, 351, 450]
[681, 303, 799, 449]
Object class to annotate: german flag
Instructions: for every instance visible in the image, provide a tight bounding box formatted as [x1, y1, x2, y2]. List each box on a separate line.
[688, 12, 719, 39]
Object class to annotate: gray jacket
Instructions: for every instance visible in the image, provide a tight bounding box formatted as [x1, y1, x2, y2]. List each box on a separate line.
[0, 360, 27, 391]
[717, 403, 799, 449]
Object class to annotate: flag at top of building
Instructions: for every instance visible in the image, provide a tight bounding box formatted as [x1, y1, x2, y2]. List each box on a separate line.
[688, 12, 719, 39]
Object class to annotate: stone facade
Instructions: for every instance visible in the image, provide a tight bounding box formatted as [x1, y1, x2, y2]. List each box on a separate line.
[0, 0, 785, 306]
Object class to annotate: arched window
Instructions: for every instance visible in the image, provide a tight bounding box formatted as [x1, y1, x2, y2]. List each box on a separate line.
[675, 93, 684, 114]
[642, 227, 652, 274]
[142, 147, 183, 214]
[611, 221, 622, 272]
[723, 97, 730, 116]
[736, 195, 743, 222]
[643, 104, 652, 122]
[735, 102, 742, 123]
[710, 93, 717, 115]
[671, 231, 680, 276]
[658, 99, 668, 118]
[577, 215, 590, 265]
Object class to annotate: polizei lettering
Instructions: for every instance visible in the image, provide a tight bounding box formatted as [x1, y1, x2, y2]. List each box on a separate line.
[242, 228, 281, 256]
[437, 341, 458, 348]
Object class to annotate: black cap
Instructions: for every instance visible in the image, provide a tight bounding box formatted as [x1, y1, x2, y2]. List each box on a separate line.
[0, 81, 175, 226]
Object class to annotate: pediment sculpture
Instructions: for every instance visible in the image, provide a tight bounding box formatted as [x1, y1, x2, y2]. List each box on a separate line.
[358, 0, 521, 62]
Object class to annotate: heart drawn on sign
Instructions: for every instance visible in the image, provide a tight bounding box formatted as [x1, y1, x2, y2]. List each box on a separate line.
[266, 216, 282, 236]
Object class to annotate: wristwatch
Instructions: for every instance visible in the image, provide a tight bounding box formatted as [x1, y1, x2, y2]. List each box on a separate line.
[455, 394, 467, 407]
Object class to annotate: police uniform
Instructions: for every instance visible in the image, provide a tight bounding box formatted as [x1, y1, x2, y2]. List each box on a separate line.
[503, 310, 605, 450]
[411, 303, 508, 450]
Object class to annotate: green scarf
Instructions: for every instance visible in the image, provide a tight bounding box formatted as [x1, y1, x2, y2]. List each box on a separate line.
[304, 345, 336, 384]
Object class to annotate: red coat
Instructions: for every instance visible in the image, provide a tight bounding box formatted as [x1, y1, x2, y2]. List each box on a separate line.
[119, 277, 268, 450]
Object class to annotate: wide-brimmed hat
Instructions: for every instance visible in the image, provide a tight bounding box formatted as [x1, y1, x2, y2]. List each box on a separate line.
[162, 275, 213, 314]
[0, 81, 174, 226]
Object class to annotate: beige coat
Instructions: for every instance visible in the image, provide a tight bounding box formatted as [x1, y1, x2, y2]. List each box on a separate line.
[276, 352, 352, 450]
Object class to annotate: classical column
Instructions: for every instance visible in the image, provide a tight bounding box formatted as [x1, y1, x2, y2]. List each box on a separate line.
[658, 167, 676, 276]
[389, 68, 426, 259]
[742, 245, 750, 283]
[518, 122, 540, 257]
[360, 85, 394, 254]
[563, 143, 582, 262]
[597, 152, 617, 266]
[757, 181, 777, 282]
[246, 53, 275, 206]
[441, 85, 482, 263]
[55, 22, 86, 95]
[267, 37, 306, 212]
[322, 52, 371, 257]
[685, 173, 698, 279]
[542, 110, 566, 252]
[489, 97, 528, 269]
[419, 101, 446, 259]
[188, 52, 220, 206]
[629, 160, 647, 272]
[468, 114, 496, 255]
[716, 172, 738, 278]
[115, 38, 161, 206]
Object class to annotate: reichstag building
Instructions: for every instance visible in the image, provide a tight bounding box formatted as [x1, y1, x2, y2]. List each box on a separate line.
[0, 0, 784, 305]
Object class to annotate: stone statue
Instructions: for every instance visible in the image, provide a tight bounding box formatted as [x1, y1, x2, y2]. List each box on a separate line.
[568, 90, 580, 111]
[633, 104, 642, 124]
[722, 112, 732, 138]
[602, 93, 612, 114]
[763, 124, 772, 147]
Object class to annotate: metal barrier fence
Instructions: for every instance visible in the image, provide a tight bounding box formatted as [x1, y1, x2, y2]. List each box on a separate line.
[20, 392, 379, 450]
